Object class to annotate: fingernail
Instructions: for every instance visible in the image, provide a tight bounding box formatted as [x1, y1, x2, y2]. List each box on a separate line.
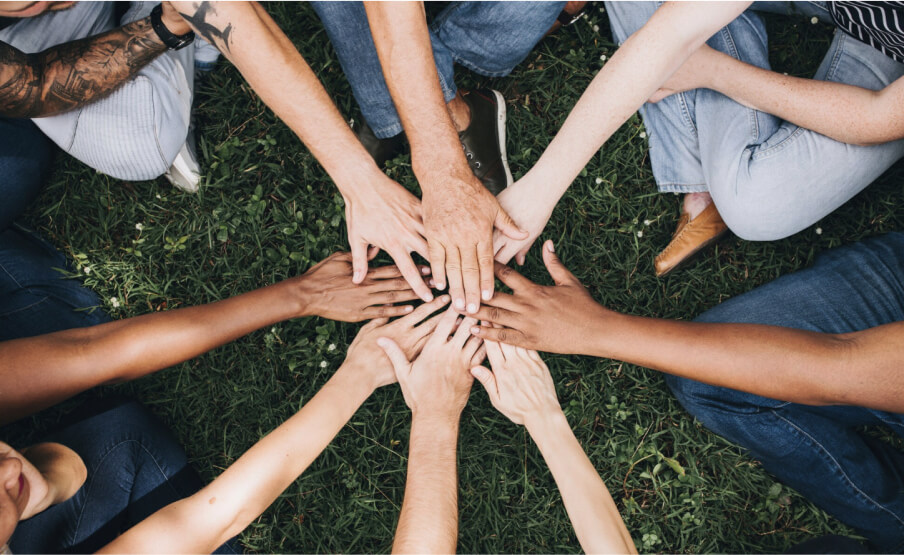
[376, 337, 389, 347]
[440, 295, 451, 303]
[470, 326, 480, 334]
[482, 290, 492, 301]
[467, 303, 478, 314]
[454, 298, 465, 310]
[405, 305, 414, 312]
[353, 270, 362, 281]
[546, 241, 555, 253]
[424, 292, 434, 302]
[421, 267, 431, 275]
[428, 279, 436, 287]
[471, 367, 485, 377]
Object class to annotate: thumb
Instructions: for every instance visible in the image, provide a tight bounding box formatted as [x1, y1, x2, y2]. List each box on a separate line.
[351, 239, 371, 284]
[377, 337, 410, 376]
[494, 207, 529, 240]
[541, 240, 579, 286]
[470, 366, 500, 406]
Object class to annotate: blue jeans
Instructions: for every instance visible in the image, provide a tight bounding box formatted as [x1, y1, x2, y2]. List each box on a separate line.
[313, 1, 565, 139]
[0, 118, 53, 232]
[665, 232, 904, 552]
[0, 225, 110, 341]
[606, 2, 904, 240]
[9, 398, 237, 553]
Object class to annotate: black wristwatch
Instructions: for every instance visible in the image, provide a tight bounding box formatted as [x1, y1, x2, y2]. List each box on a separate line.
[150, 3, 195, 50]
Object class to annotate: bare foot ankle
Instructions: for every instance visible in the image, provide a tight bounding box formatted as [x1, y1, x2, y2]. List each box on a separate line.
[683, 192, 713, 221]
[447, 91, 471, 132]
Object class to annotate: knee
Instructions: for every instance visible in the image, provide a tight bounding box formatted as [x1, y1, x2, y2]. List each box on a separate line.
[716, 198, 803, 242]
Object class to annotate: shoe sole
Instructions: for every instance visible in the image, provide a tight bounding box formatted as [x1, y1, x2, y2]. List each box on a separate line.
[489, 89, 514, 188]
[656, 228, 729, 277]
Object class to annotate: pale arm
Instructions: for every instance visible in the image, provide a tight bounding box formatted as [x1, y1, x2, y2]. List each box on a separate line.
[528, 412, 636, 554]
[98, 360, 376, 554]
[653, 44, 904, 145]
[168, 1, 432, 300]
[493, 2, 750, 263]
[393, 416, 460, 554]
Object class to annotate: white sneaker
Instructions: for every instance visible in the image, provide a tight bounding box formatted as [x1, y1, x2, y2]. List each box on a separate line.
[194, 37, 221, 73]
[164, 138, 201, 193]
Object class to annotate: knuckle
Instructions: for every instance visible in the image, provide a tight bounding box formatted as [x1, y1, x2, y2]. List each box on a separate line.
[498, 330, 509, 342]
[385, 290, 397, 301]
[490, 307, 501, 321]
[378, 306, 388, 318]
[478, 255, 494, 267]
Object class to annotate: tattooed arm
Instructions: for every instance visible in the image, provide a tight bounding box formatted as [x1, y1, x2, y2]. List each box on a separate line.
[0, 4, 190, 118]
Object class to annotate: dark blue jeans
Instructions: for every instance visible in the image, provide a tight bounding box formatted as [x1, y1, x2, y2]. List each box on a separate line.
[0, 116, 110, 340]
[666, 233, 904, 552]
[9, 399, 237, 553]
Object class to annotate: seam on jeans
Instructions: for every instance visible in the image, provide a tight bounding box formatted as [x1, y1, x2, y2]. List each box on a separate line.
[0, 261, 25, 289]
[0, 295, 50, 318]
[773, 410, 904, 531]
[147, 79, 169, 169]
[450, 57, 512, 78]
[717, 22, 760, 142]
[371, 122, 404, 139]
[658, 183, 708, 194]
[72, 439, 180, 541]
[676, 92, 698, 137]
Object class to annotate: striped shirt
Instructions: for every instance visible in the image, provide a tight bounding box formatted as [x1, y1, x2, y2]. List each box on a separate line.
[830, 2, 904, 63]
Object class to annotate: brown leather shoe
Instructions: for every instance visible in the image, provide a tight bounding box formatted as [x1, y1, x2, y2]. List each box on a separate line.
[654, 202, 729, 277]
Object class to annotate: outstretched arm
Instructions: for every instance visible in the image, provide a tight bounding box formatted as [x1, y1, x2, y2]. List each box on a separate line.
[0, 253, 424, 424]
[493, 1, 749, 264]
[98, 298, 452, 554]
[0, 4, 190, 117]
[167, 1, 432, 300]
[471, 343, 635, 554]
[364, 2, 528, 315]
[471, 241, 904, 413]
[378, 308, 484, 553]
[651, 44, 904, 146]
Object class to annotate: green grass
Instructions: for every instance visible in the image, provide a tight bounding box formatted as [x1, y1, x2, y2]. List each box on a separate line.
[5, 4, 904, 553]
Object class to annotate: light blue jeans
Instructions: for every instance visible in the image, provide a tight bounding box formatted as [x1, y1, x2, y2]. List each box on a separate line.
[312, 1, 565, 139]
[0, 2, 195, 181]
[606, 1, 904, 240]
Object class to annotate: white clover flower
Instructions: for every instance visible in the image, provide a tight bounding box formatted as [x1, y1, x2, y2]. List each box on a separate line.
[592, 24, 599, 32]
[636, 230, 644, 238]
[643, 219, 652, 226]
[83, 266, 92, 275]
[595, 177, 603, 185]
[811, 16, 819, 24]
[135, 223, 144, 231]
[155, 193, 162, 199]
[320, 360, 328, 368]
[640, 131, 647, 139]
[270, 327, 276, 333]
[328, 343, 336, 351]
[110, 297, 120, 308]
[599, 6, 605, 12]
[815, 227, 823, 235]
[600, 54, 607, 62]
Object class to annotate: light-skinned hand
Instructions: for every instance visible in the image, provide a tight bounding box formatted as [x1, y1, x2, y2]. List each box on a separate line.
[343, 175, 434, 302]
[377, 307, 486, 420]
[341, 295, 452, 389]
[470, 342, 561, 427]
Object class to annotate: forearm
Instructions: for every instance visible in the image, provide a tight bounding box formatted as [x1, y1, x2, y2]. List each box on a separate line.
[527, 2, 748, 198]
[702, 50, 900, 145]
[394, 415, 460, 554]
[99, 364, 376, 553]
[0, 17, 169, 118]
[363, 2, 472, 188]
[0, 279, 307, 424]
[585, 311, 904, 412]
[170, 1, 385, 197]
[528, 411, 635, 554]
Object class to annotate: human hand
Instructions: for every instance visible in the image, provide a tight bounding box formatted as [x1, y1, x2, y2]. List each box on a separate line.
[343, 174, 434, 302]
[340, 295, 452, 390]
[470, 240, 611, 354]
[377, 307, 486, 420]
[492, 176, 554, 266]
[470, 342, 561, 427]
[294, 252, 428, 322]
[648, 44, 719, 103]
[422, 172, 527, 315]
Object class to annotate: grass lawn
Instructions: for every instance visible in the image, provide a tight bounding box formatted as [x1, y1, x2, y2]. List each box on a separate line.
[6, 3, 904, 553]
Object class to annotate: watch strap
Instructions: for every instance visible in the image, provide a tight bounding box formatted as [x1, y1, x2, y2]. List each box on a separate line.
[150, 3, 195, 50]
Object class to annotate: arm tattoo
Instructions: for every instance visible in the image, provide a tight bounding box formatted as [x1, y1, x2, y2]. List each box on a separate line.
[0, 16, 167, 118]
[177, 2, 233, 55]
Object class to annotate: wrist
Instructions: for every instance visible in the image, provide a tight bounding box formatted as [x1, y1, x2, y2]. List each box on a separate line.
[159, 3, 193, 36]
[411, 407, 462, 429]
[524, 409, 570, 444]
[332, 361, 380, 398]
[575, 303, 621, 357]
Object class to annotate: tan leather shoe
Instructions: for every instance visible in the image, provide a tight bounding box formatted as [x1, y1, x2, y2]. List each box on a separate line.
[654, 202, 729, 277]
